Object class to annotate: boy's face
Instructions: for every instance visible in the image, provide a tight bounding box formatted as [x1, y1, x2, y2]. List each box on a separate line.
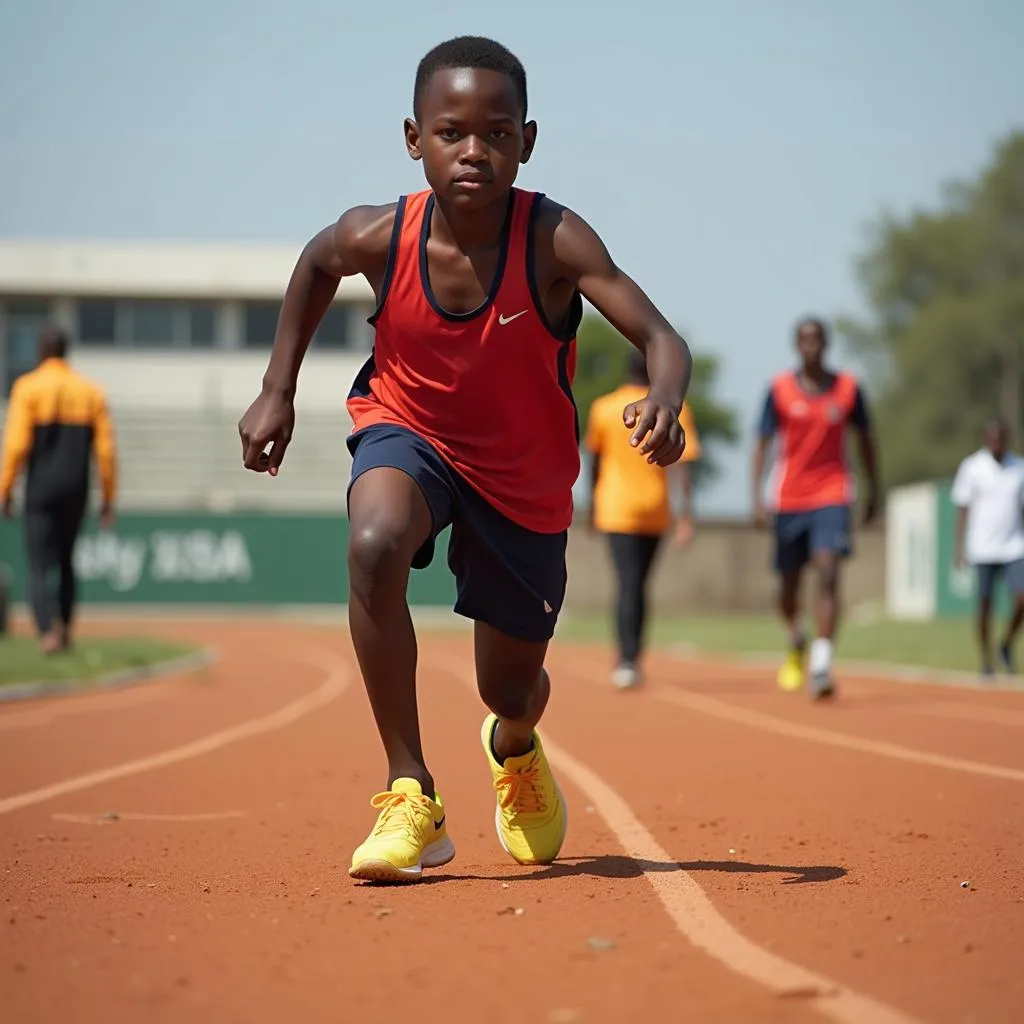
[796, 324, 826, 369]
[405, 67, 536, 208]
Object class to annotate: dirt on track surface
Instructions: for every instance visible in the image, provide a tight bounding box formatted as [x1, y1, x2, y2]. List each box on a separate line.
[1, 618, 1022, 1024]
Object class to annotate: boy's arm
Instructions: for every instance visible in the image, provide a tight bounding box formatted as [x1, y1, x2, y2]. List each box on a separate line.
[751, 388, 777, 526]
[582, 401, 604, 531]
[669, 403, 700, 546]
[0, 380, 32, 516]
[551, 209, 692, 467]
[240, 204, 393, 474]
[91, 388, 118, 523]
[850, 384, 880, 525]
[950, 459, 973, 569]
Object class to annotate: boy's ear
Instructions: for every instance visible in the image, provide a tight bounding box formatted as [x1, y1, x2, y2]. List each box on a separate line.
[405, 118, 423, 161]
[521, 120, 537, 164]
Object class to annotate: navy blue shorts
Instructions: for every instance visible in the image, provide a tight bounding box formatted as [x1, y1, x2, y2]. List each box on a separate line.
[976, 559, 1024, 602]
[773, 504, 852, 573]
[346, 425, 567, 643]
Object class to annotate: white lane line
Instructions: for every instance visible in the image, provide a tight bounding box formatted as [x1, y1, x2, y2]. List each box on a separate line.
[0, 649, 349, 816]
[432, 650, 924, 1024]
[655, 688, 1024, 783]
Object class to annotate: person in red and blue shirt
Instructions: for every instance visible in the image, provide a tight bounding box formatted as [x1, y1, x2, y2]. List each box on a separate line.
[237, 36, 693, 883]
[752, 317, 879, 700]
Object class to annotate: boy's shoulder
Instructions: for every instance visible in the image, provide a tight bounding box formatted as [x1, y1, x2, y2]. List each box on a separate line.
[336, 201, 401, 249]
[528, 193, 582, 239]
[523, 193, 609, 279]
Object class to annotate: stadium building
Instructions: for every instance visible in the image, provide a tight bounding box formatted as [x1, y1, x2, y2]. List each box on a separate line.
[0, 239, 376, 511]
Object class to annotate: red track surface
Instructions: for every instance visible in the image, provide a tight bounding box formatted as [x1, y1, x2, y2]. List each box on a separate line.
[2, 619, 1022, 1023]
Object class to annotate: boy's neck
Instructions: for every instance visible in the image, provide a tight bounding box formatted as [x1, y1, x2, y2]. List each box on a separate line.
[798, 364, 831, 388]
[431, 191, 513, 250]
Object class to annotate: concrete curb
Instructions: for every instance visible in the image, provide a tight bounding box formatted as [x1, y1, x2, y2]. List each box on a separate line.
[3, 602, 466, 628]
[0, 647, 219, 704]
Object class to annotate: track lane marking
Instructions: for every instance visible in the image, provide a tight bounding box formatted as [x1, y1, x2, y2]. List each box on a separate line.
[431, 650, 922, 1024]
[0, 649, 349, 816]
[653, 688, 1024, 783]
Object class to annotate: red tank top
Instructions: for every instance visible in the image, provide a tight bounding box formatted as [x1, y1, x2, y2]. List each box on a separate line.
[346, 188, 582, 534]
[767, 371, 859, 512]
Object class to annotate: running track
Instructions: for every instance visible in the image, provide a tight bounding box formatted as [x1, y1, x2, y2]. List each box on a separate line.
[2, 619, 1022, 1023]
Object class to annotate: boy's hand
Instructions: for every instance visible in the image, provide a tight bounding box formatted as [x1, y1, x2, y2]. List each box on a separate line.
[623, 392, 686, 466]
[861, 487, 880, 527]
[673, 515, 695, 548]
[239, 389, 296, 476]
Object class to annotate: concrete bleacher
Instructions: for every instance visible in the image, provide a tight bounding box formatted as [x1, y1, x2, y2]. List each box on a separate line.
[113, 407, 355, 511]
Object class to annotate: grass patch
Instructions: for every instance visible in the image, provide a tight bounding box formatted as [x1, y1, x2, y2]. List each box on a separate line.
[0, 635, 201, 687]
[556, 613, 983, 673]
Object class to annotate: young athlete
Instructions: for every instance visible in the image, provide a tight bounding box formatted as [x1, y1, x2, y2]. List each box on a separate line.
[751, 317, 878, 700]
[237, 36, 692, 882]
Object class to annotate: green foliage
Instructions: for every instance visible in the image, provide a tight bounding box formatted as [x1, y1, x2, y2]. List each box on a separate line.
[838, 131, 1024, 487]
[573, 313, 739, 485]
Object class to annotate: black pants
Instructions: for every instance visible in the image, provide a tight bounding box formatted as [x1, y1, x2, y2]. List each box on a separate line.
[24, 496, 87, 637]
[607, 532, 663, 665]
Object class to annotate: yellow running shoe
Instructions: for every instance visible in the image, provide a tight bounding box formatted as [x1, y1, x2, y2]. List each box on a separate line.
[480, 714, 567, 865]
[777, 648, 805, 692]
[349, 778, 454, 883]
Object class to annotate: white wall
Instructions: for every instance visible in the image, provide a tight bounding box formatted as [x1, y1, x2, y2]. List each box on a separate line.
[70, 350, 370, 414]
[885, 483, 938, 621]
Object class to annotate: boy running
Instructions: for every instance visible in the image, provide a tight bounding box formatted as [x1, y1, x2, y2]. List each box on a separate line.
[752, 317, 878, 700]
[238, 36, 692, 882]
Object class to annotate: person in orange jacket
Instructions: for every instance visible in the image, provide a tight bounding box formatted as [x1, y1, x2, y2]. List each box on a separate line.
[585, 347, 702, 689]
[1, 326, 117, 653]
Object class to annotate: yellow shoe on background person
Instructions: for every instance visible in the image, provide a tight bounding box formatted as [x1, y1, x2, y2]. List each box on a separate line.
[480, 714, 567, 865]
[349, 778, 454, 883]
[777, 647, 805, 692]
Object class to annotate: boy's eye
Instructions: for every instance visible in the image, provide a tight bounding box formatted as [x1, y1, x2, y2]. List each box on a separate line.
[439, 129, 460, 142]
[490, 130, 508, 141]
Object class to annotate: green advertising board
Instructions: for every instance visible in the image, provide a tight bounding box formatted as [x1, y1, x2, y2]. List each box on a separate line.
[0, 513, 456, 607]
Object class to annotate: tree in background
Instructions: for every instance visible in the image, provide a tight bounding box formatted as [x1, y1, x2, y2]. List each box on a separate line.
[838, 131, 1024, 488]
[573, 314, 739, 487]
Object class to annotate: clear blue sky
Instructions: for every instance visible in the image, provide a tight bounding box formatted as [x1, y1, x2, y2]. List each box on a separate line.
[2, 0, 1022, 514]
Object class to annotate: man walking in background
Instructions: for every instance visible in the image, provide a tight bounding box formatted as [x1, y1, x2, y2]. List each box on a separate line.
[752, 317, 879, 700]
[585, 348, 702, 689]
[0, 326, 117, 653]
[952, 419, 1024, 677]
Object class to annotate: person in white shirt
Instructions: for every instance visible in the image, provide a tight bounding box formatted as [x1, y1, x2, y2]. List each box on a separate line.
[951, 419, 1024, 676]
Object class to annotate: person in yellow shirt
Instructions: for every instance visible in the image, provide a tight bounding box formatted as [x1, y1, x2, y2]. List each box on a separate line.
[1, 327, 117, 653]
[585, 348, 701, 688]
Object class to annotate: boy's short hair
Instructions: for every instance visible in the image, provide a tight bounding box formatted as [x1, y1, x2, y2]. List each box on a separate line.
[795, 316, 829, 343]
[414, 36, 528, 122]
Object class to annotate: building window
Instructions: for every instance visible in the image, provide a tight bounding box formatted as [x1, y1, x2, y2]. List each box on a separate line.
[6, 297, 52, 318]
[190, 303, 217, 346]
[79, 299, 118, 344]
[2, 297, 55, 395]
[314, 305, 349, 348]
[75, 299, 220, 347]
[242, 301, 281, 347]
[127, 300, 178, 346]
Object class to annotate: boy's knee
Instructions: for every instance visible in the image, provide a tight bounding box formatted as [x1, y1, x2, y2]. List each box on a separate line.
[348, 515, 417, 590]
[814, 557, 839, 593]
